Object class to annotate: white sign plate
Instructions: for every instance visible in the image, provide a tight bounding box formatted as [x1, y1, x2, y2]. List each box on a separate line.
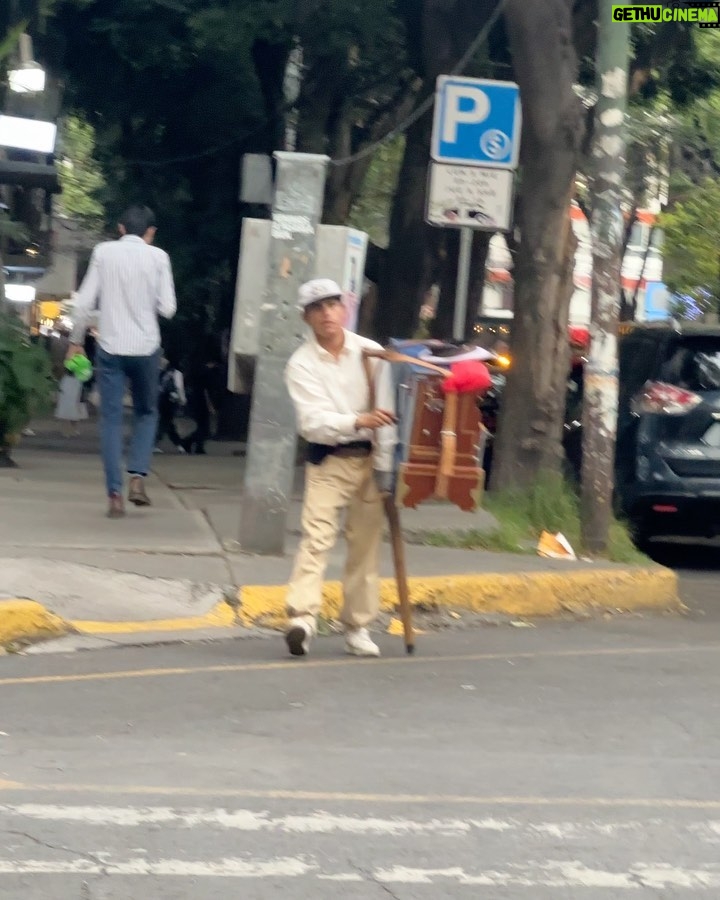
[426, 164, 514, 231]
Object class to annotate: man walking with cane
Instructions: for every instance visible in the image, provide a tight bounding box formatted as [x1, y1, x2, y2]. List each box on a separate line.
[284, 278, 397, 658]
[68, 205, 177, 518]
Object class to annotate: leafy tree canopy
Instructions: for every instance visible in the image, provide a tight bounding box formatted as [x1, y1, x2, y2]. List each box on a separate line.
[660, 177, 720, 302]
[55, 114, 106, 230]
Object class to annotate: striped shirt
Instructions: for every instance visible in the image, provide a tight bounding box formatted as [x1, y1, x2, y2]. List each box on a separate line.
[71, 235, 177, 356]
[285, 330, 397, 473]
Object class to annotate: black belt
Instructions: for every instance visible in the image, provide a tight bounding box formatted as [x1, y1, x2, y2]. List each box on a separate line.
[306, 441, 372, 465]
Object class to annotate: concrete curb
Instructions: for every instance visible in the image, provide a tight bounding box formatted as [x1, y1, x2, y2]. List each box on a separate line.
[0, 599, 237, 648]
[1, 567, 680, 648]
[237, 566, 681, 630]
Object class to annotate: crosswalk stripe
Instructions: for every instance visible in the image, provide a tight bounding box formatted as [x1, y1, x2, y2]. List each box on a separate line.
[0, 803, 472, 835]
[0, 857, 719, 887]
[1, 803, 720, 842]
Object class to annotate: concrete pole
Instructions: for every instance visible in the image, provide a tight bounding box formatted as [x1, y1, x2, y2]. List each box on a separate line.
[240, 152, 329, 555]
[580, 0, 630, 554]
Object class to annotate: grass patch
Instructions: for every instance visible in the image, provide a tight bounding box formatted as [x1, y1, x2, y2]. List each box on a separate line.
[419, 473, 649, 565]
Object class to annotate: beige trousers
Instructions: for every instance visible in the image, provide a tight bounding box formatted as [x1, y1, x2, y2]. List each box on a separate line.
[286, 454, 384, 631]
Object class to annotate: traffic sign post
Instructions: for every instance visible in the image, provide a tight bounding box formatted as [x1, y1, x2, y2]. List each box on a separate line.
[428, 76, 522, 340]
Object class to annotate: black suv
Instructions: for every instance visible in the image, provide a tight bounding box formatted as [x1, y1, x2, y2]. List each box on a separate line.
[616, 322, 720, 544]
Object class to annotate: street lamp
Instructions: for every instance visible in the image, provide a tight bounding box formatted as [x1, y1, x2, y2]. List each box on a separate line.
[0, 114, 57, 153]
[7, 35, 46, 95]
[8, 62, 46, 95]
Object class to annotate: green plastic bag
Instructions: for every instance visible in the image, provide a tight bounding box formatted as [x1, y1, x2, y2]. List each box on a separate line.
[64, 353, 94, 383]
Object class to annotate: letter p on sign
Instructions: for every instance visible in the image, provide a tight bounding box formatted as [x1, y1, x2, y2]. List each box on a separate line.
[442, 85, 491, 144]
[432, 76, 521, 168]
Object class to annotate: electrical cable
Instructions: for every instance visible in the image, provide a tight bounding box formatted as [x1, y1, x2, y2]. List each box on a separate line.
[329, 0, 509, 168]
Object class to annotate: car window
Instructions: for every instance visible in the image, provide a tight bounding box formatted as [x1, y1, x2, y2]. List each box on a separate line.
[660, 339, 720, 392]
[619, 336, 662, 401]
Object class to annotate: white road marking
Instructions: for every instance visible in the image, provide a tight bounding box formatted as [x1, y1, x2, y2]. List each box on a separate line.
[0, 804, 473, 836]
[3, 802, 720, 889]
[2, 803, 720, 843]
[0, 857, 719, 887]
[0, 858, 312, 877]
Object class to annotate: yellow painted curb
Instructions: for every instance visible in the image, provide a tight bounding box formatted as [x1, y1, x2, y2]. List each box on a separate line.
[0, 600, 69, 646]
[1, 600, 239, 646]
[1, 567, 680, 647]
[72, 601, 238, 635]
[239, 567, 680, 630]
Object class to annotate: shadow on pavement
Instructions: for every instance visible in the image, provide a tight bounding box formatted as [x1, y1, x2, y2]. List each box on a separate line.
[648, 540, 720, 573]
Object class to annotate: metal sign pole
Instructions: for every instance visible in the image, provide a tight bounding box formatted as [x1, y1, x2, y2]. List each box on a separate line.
[453, 226, 473, 341]
[240, 151, 329, 556]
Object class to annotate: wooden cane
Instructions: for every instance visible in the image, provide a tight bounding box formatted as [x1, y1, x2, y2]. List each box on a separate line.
[362, 348, 448, 377]
[383, 494, 414, 654]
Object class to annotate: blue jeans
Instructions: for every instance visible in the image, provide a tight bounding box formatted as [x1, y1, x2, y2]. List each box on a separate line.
[97, 348, 160, 496]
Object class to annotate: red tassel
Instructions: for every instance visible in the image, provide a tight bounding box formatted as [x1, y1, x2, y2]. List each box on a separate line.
[442, 360, 492, 395]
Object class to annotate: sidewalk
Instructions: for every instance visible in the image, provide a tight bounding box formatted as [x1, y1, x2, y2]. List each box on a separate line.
[0, 423, 680, 650]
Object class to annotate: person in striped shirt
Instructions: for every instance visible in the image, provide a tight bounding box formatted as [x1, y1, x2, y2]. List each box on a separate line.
[68, 205, 177, 518]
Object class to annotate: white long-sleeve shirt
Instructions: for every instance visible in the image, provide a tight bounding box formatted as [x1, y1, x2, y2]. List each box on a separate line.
[285, 329, 397, 473]
[71, 235, 177, 356]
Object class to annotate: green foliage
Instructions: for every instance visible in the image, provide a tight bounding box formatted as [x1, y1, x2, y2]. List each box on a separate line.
[56, 114, 106, 229]
[348, 137, 404, 248]
[0, 313, 54, 458]
[49, 0, 290, 345]
[0, 212, 29, 247]
[660, 178, 720, 301]
[418, 473, 648, 564]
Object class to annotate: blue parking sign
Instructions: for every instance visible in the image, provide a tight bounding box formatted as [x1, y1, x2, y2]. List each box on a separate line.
[432, 76, 521, 168]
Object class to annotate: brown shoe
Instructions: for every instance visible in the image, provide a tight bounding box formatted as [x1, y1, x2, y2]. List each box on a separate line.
[107, 493, 126, 519]
[128, 476, 151, 507]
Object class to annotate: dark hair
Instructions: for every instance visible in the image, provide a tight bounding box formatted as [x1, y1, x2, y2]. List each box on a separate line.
[119, 205, 156, 237]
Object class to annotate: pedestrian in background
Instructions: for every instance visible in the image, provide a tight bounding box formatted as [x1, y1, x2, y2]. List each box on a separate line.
[54, 369, 88, 437]
[182, 339, 223, 455]
[68, 204, 177, 518]
[283, 278, 397, 659]
[155, 355, 187, 453]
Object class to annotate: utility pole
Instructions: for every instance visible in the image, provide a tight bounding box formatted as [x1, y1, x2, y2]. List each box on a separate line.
[240, 151, 329, 555]
[580, 0, 630, 554]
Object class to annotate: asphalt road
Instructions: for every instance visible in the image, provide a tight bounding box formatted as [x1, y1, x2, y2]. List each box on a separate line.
[1, 562, 720, 899]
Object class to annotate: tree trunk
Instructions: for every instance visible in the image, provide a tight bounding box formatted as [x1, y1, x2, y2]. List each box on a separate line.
[491, 0, 584, 491]
[374, 112, 436, 341]
[323, 83, 422, 225]
[376, 0, 499, 341]
[251, 38, 292, 153]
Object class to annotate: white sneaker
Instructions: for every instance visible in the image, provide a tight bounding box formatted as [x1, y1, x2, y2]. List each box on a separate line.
[177, 445, 187, 455]
[153, 446, 164, 454]
[345, 627, 380, 658]
[286, 619, 313, 657]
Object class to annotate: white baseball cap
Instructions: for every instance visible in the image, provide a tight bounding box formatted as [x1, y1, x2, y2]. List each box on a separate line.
[297, 278, 343, 310]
